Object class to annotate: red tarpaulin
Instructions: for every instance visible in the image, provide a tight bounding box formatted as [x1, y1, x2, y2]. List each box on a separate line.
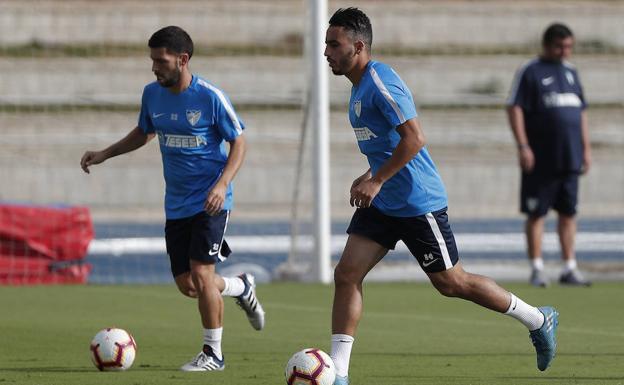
[0, 204, 93, 285]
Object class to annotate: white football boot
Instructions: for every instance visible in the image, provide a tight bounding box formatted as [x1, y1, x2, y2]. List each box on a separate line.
[180, 347, 225, 372]
[236, 273, 266, 330]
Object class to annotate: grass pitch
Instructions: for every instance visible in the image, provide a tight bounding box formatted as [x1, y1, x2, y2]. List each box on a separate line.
[1, 282, 623, 385]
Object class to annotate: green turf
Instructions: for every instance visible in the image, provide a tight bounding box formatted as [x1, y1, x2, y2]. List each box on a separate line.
[1, 282, 623, 385]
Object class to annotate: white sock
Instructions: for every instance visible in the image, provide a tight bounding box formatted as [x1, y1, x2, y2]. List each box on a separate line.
[531, 258, 544, 271]
[221, 276, 245, 297]
[504, 293, 545, 331]
[331, 334, 354, 378]
[203, 327, 223, 360]
[563, 259, 577, 274]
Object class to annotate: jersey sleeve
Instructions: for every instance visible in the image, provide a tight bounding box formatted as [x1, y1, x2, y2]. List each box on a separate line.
[212, 89, 245, 141]
[370, 68, 417, 128]
[507, 64, 533, 110]
[137, 87, 155, 134]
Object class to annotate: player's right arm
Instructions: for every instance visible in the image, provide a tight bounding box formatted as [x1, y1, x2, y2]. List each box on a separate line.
[350, 118, 426, 208]
[506, 105, 534, 172]
[351, 169, 372, 190]
[506, 63, 535, 172]
[80, 126, 154, 173]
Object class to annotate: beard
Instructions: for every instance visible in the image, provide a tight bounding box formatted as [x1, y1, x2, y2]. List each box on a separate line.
[330, 50, 356, 75]
[156, 67, 181, 88]
[330, 66, 344, 75]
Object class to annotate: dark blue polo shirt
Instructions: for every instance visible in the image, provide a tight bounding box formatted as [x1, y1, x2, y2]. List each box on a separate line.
[507, 58, 586, 175]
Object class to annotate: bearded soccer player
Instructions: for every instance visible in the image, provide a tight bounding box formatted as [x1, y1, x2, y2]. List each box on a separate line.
[324, 8, 558, 384]
[80, 26, 265, 372]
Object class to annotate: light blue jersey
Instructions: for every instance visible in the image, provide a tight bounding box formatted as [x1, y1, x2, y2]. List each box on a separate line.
[138, 75, 244, 219]
[348, 61, 447, 217]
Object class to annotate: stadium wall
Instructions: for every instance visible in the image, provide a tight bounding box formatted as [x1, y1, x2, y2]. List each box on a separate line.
[1, 0, 622, 222]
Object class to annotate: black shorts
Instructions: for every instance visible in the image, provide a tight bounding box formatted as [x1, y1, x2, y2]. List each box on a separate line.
[346, 206, 459, 273]
[521, 172, 579, 217]
[165, 210, 232, 277]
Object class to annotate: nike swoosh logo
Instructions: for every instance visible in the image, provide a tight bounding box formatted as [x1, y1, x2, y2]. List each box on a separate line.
[208, 249, 219, 256]
[152, 113, 166, 118]
[541, 76, 554, 86]
[422, 259, 438, 267]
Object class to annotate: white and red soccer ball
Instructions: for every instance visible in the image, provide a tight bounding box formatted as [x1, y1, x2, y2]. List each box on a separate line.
[90, 328, 137, 371]
[285, 348, 336, 385]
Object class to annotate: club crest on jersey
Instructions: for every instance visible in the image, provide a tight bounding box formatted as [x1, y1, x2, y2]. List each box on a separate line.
[353, 100, 362, 118]
[566, 71, 575, 85]
[186, 110, 202, 126]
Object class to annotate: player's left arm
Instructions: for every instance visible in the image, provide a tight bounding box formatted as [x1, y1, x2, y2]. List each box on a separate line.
[350, 118, 425, 208]
[204, 134, 247, 215]
[580, 109, 591, 174]
[577, 71, 591, 174]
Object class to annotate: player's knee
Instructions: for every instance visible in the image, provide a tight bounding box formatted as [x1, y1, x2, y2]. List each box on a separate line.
[333, 264, 348, 286]
[176, 283, 197, 298]
[431, 275, 464, 298]
[190, 268, 217, 292]
[333, 263, 359, 287]
[174, 273, 197, 297]
[434, 282, 457, 297]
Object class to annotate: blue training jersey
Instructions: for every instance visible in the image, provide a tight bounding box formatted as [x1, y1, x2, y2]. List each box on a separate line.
[507, 58, 586, 175]
[138, 75, 244, 219]
[348, 60, 448, 217]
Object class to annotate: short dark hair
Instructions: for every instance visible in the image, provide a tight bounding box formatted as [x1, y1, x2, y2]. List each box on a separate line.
[329, 7, 373, 50]
[542, 23, 574, 46]
[148, 26, 194, 59]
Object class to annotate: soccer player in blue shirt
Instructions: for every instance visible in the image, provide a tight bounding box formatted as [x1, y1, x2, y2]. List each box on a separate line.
[80, 26, 265, 372]
[324, 9, 559, 384]
[507, 23, 592, 287]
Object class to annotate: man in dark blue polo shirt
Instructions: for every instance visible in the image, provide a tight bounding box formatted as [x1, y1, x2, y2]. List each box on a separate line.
[507, 23, 592, 287]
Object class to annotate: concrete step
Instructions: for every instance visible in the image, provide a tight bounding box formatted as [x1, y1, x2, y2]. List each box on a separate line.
[2, 0, 623, 49]
[1, 55, 622, 107]
[1, 108, 622, 220]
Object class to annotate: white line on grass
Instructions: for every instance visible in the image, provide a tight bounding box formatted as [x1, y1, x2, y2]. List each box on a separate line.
[88, 232, 624, 256]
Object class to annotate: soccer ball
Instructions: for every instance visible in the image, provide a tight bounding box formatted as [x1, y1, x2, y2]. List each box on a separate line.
[89, 328, 137, 371]
[285, 348, 336, 385]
